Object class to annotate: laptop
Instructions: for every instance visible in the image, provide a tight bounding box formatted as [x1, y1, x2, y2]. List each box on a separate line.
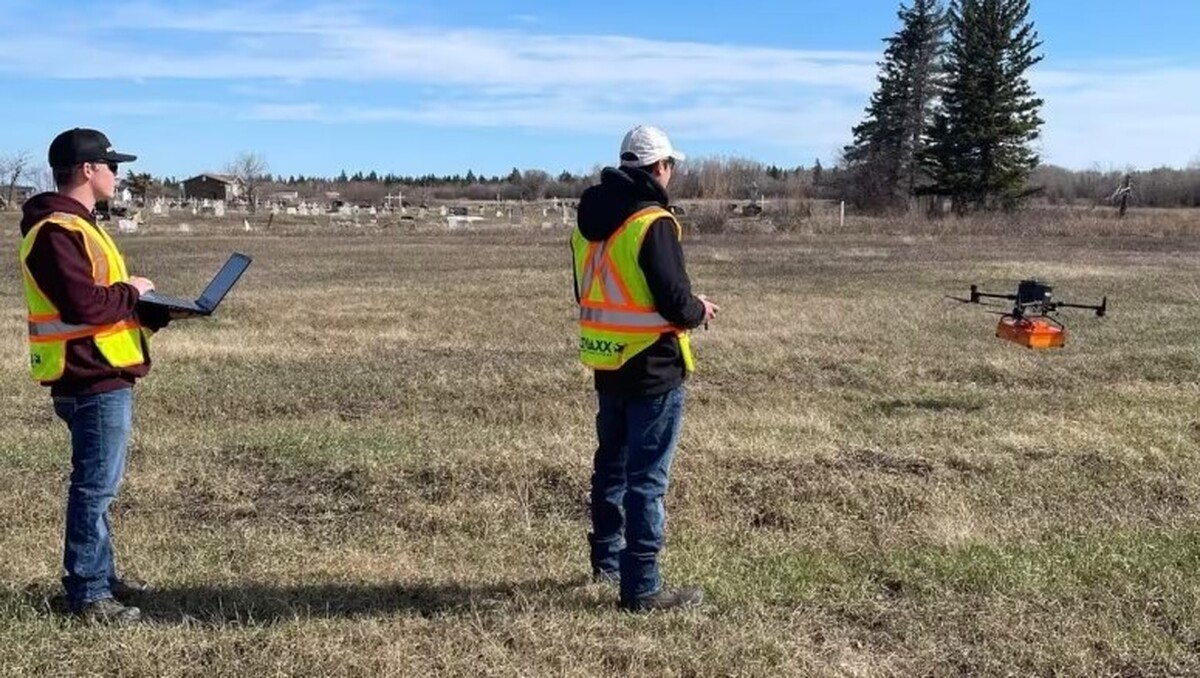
[138, 252, 252, 316]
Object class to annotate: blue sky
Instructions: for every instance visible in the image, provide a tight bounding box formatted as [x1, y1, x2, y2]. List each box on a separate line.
[1, 0, 1198, 179]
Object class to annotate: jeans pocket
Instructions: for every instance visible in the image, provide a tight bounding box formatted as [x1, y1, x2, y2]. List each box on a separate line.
[52, 396, 76, 422]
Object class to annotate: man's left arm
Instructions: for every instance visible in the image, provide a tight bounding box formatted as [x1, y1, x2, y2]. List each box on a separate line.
[135, 303, 171, 332]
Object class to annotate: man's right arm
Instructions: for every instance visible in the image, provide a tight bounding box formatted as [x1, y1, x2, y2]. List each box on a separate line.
[25, 225, 140, 325]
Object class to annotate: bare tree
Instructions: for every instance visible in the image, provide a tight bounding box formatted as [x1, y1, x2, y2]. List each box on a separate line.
[29, 166, 54, 194]
[0, 151, 32, 209]
[225, 152, 269, 213]
[519, 169, 551, 200]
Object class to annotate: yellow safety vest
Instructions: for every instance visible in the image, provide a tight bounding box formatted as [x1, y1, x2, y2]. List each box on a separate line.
[19, 211, 148, 383]
[571, 206, 695, 372]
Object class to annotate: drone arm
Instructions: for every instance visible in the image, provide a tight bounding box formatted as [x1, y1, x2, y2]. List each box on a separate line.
[975, 291, 1018, 302]
[1052, 297, 1108, 317]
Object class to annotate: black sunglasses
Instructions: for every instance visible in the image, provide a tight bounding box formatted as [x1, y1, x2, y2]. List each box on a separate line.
[87, 161, 119, 173]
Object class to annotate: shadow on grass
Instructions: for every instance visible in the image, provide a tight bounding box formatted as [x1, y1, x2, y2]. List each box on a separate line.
[16, 576, 593, 626]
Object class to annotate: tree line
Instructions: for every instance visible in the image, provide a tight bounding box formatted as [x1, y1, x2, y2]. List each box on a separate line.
[3, 0, 1199, 216]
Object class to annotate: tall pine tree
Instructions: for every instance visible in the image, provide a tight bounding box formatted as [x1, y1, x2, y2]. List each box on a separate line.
[844, 0, 945, 211]
[923, 0, 1044, 212]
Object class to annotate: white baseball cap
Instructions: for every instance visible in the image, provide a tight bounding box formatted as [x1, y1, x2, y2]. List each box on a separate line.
[619, 125, 685, 167]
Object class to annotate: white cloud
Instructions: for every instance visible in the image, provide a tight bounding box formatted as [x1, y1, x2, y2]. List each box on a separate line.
[2, 2, 1197, 168]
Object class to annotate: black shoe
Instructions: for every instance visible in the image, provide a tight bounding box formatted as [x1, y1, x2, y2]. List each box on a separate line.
[592, 570, 620, 586]
[76, 597, 142, 624]
[111, 577, 151, 600]
[620, 585, 703, 612]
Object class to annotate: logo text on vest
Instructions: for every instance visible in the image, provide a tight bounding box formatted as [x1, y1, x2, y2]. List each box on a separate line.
[580, 337, 626, 356]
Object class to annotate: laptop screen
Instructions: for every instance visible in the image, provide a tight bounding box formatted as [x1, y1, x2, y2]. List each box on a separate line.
[198, 253, 252, 310]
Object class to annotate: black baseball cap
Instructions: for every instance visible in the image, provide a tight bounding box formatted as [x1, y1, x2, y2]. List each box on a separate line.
[48, 128, 137, 168]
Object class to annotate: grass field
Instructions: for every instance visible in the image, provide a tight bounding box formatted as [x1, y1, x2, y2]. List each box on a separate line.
[2, 212, 1200, 676]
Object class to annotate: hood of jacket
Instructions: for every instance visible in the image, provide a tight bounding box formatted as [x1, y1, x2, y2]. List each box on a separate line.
[20, 192, 94, 236]
[576, 166, 670, 242]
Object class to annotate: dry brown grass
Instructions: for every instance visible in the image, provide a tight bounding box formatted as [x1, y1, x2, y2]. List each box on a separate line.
[1, 210, 1200, 676]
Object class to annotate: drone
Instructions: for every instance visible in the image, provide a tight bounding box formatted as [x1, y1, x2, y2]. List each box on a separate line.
[948, 279, 1107, 349]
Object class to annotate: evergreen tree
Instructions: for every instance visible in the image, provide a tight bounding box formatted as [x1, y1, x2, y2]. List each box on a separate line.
[844, 0, 945, 210]
[923, 0, 1044, 212]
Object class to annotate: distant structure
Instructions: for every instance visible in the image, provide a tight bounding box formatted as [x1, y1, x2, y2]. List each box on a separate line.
[0, 184, 36, 209]
[182, 173, 242, 202]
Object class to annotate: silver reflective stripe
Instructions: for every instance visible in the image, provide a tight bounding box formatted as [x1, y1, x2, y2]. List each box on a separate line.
[581, 245, 605, 297]
[28, 319, 94, 337]
[601, 268, 626, 305]
[580, 306, 671, 328]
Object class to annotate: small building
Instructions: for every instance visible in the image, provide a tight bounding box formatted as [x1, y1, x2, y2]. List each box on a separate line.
[0, 184, 36, 209]
[267, 190, 301, 205]
[182, 173, 242, 202]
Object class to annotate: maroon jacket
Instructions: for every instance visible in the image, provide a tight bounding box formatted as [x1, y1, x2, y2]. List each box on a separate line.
[20, 193, 167, 397]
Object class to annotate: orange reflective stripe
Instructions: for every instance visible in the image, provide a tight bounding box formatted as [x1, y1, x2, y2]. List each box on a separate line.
[28, 312, 60, 323]
[581, 242, 604, 299]
[581, 321, 675, 334]
[82, 229, 109, 284]
[616, 207, 669, 240]
[584, 299, 655, 313]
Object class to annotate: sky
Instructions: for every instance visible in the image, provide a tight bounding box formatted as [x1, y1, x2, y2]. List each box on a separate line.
[1, 0, 1198, 180]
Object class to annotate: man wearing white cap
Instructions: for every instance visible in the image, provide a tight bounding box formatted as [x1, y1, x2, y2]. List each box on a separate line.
[570, 125, 718, 611]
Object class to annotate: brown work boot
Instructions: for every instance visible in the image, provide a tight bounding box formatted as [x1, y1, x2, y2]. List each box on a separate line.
[111, 576, 151, 600]
[77, 597, 142, 624]
[620, 585, 703, 612]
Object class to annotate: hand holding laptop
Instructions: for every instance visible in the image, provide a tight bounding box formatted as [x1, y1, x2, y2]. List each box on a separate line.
[128, 277, 155, 295]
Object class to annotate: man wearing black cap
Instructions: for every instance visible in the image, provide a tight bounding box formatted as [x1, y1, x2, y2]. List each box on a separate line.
[19, 128, 169, 623]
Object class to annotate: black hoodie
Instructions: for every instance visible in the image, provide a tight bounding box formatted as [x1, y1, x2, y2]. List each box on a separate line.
[574, 166, 706, 396]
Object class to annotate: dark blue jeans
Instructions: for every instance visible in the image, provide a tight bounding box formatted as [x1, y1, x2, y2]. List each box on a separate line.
[589, 386, 685, 601]
[52, 387, 134, 609]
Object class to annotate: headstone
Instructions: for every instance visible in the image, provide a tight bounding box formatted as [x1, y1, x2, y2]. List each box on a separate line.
[178, 223, 191, 233]
[213, 202, 225, 217]
[116, 219, 138, 234]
